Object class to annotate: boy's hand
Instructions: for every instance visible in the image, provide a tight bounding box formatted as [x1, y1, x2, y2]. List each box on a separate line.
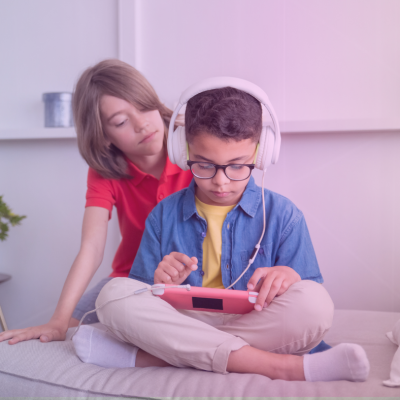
[154, 252, 198, 285]
[247, 266, 301, 311]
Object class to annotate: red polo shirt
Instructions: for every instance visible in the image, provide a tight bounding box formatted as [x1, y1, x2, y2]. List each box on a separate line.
[85, 156, 193, 277]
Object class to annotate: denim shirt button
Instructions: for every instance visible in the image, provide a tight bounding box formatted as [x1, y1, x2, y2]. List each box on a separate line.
[201, 232, 206, 237]
[259, 248, 264, 255]
[200, 270, 205, 276]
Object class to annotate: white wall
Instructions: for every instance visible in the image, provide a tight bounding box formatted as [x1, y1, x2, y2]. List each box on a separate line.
[122, 0, 400, 131]
[120, 0, 400, 312]
[0, 0, 118, 129]
[0, 0, 120, 329]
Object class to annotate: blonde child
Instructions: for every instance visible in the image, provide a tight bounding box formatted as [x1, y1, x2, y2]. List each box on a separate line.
[0, 59, 192, 345]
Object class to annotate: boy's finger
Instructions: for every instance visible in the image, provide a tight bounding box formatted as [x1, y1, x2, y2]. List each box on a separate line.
[171, 252, 198, 270]
[187, 263, 198, 272]
[168, 254, 197, 276]
[254, 273, 276, 311]
[155, 267, 174, 284]
[264, 278, 283, 306]
[182, 264, 197, 280]
[253, 278, 265, 293]
[164, 254, 186, 273]
[162, 263, 181, 280]
[247, 268, 267, 291]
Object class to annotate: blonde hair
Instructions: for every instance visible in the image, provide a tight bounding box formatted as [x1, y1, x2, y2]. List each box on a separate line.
[73, 59, 175, 179]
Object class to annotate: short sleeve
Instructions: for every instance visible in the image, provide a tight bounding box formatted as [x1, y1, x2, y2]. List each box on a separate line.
[85, 168, 116, 219]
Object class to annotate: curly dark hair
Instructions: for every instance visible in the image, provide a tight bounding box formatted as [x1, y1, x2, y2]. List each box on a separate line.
[185, 87, 262, 143]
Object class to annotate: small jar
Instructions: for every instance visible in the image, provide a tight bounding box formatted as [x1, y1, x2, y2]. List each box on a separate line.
[42, 92, 74, 127]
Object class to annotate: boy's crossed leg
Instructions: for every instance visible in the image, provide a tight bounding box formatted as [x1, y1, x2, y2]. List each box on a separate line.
[73, 277, 369, 381]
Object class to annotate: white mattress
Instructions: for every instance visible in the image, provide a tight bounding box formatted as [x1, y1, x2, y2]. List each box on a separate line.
[1, 309, 400, 398]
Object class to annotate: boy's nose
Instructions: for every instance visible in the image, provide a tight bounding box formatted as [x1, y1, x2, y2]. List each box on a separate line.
[212, 168, 230, 186]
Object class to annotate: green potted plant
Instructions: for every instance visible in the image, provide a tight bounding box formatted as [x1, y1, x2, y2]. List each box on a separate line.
[0, 195, 26, 241]
[0, 195, 26, 331]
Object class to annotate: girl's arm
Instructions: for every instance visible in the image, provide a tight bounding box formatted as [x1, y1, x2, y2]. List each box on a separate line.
[0, 206, 109, 344]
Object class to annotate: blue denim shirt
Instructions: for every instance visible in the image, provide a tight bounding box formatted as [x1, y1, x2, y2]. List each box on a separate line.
[129, 176, 323, 288]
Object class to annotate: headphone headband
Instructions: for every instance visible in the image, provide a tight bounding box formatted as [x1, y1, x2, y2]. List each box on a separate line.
[179, 77, 279, 133]
[168, 77, 281, 170]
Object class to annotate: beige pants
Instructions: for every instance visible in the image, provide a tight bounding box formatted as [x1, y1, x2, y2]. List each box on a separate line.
[96, 278, 334, 374]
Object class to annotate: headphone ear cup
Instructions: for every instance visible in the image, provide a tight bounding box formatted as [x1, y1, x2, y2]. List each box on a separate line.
[256, 126, 275, 171]
[171, 126, 189, 171]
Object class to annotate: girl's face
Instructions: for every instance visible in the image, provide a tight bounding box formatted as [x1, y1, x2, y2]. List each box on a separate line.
[100, 95, 165, 159]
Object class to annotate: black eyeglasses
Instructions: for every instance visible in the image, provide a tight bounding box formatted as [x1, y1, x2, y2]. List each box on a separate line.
[187, 161, 255, 181]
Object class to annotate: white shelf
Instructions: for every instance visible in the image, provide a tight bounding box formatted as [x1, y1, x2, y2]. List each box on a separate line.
[1, 120, 399, 141]
[280, 119, 400, 134]
[0, 128, 76, 140]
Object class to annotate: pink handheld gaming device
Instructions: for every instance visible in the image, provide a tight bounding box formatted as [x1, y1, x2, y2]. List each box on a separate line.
[151, 284, 258, 314]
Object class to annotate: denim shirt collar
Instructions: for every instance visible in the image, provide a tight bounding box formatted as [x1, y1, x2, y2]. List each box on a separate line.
[182, 176, 261, 221]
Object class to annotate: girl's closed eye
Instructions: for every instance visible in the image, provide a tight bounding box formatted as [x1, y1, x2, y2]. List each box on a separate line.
[116, 119, 127, 127]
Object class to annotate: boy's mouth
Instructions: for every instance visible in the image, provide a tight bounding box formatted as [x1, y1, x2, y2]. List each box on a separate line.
[211, 191, 230, 198]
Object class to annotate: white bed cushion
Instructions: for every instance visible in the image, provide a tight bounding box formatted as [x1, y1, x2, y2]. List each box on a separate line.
[1, 309, 400, 398]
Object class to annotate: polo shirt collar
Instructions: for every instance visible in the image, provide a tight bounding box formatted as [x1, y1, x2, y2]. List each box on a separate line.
[182, 175, 261, 221]
[125, 154, 183, 186]
[126, 157, 147, 186]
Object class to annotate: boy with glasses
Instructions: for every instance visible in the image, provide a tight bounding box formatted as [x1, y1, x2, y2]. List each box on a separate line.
[73, 86, 370, 382]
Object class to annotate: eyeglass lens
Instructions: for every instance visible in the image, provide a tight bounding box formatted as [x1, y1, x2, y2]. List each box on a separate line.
[191, 163, 251, 180]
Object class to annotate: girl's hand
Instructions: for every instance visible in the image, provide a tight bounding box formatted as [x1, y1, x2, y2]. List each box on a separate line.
[0, 320, 68, 344]
[0, 207, 109, 346]
[247, 266, 301, 311]
[154, 252, 198, 285]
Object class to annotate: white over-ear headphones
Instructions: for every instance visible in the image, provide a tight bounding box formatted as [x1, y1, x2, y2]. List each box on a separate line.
[167, 77, 281, 172]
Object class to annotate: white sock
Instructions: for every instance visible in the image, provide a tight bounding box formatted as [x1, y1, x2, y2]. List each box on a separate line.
[72, 325, 139, 369]
[303, 343, 370, 382]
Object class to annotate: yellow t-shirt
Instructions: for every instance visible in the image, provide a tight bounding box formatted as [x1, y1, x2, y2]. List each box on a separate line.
[195, 197, 236, 289]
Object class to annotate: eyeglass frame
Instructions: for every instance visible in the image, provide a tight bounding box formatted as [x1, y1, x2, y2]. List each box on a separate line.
[186, 161, 255, 181]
